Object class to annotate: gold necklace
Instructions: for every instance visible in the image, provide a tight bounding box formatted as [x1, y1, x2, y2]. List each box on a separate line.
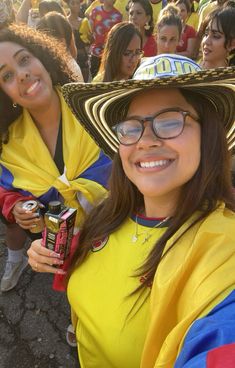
[132, 215, 170, 244]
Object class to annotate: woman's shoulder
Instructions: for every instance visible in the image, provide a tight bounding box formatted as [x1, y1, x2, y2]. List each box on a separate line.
[80, 17, 90, 28]
[186, 12, 199, 30]
[6, 110, 27, 138]
[184, 24, 197, 37]
[168, 204, 235, 255]
[199, 204, 235, 233]
[92, 72, 104, 83]
[143, 36, 157, 57]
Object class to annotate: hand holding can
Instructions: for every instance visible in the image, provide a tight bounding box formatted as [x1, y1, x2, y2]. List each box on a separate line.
[13, 200, 45, 233]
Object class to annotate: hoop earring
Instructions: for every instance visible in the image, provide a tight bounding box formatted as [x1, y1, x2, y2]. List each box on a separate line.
[13, 102, 17, 108]
[144, 22, 150, 30]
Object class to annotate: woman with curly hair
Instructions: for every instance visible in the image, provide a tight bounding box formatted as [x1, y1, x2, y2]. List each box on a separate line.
[129, 0, 157, 57]
[0, 24, 111, 295]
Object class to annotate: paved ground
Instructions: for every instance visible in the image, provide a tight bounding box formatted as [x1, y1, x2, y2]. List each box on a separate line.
[0, 221, 80, 368]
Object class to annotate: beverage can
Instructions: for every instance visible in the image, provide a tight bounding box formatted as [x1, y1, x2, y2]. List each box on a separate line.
[22, 200, 44, 233]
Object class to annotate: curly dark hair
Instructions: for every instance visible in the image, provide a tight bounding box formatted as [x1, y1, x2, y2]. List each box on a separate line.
[0, 23, 76, 147]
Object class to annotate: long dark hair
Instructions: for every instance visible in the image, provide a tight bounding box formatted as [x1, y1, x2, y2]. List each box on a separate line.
[37, 11, 73, 49]
[0, 24, 76, 148]
[68, 89, 235, 289]
[38, 0, 67, 17]
[199, 4, 235, 55]
[130, 0, 154, 37]
[175, 0, 191, 14]
[99, 22, 142, 82]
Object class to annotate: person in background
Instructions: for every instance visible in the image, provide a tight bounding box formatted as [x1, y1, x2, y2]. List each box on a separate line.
[155, 4, 182, 55]
[129, 0, 157, 57]
[175, 0, 197, 58]
[197, 0, 227, 32]
[93, 21, 142, 81]
[84, 0, 100, 17]
[194, 0, 227, 59]
[200, 4, 235, 69]
[114, 0, 130, 19]
[149, 0, 165, 25]
[89, 0, 122, 78]
[198, 0, 210, 14]
[0, 0, 15, 29]
[38, 0, 67, 17]
[0, 24, 111, 295]
[37, 11, 83, 81]
[16, 0, 67, 27]
[27, 53, 235, 367]
[65, 0, 92, 82]
[86, 0, 129, 20]
[16, 0, 41, 27]
[186, 0, 199, 30]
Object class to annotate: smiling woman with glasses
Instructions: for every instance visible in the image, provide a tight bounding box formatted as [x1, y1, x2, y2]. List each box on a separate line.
[93, 21, 143, 82]
[29, 54, 235, 367]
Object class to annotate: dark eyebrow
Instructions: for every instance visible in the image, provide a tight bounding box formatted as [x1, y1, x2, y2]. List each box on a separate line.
[0, 48, 27, 73]
[206, 27, 224, 35]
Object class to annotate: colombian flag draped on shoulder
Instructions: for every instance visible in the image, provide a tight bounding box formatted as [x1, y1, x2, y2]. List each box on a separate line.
[0, 88, 111, 228]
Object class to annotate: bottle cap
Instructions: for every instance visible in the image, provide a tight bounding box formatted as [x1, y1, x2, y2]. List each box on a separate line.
[48, 201, 62, 214]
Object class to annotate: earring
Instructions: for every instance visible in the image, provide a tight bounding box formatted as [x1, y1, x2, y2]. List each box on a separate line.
[12, 102, 17, 108]
[144, 22, 150, 30]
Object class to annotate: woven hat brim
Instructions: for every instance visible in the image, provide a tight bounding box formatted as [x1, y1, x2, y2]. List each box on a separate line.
[62, 67, 235, 158]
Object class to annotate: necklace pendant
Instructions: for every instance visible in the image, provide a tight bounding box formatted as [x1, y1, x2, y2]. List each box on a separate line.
[132, 235, 138, 243]
[142, 234, 150, 244]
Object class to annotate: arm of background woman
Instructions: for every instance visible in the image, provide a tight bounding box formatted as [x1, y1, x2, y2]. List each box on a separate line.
[15, 0, 32, 24]
[177, 37, 197, 59]
[80, 17, 92, 44]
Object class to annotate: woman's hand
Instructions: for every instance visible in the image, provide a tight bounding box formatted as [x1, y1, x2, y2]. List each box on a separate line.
[12, 200, 43, 230]
[27, 239, 65, 274]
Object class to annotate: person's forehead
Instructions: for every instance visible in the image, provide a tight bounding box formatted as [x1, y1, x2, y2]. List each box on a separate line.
[128, 88, 182, 109]
[207, 19, 223, 34]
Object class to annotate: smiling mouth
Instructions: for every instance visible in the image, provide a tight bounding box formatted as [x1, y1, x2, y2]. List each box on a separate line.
[138, 159, 173, 168]
[25, 80, 40, 95]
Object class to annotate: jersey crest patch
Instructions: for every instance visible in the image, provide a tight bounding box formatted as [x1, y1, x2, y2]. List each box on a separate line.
[91, 236, 109, 252]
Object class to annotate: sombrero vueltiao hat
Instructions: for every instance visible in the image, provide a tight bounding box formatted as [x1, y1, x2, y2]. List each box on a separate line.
[62, 54, 235, 158]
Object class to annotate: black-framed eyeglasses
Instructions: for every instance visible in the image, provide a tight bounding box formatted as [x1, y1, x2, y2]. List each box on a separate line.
[112, 108, 200, 146]
[122, 49, 144, 58]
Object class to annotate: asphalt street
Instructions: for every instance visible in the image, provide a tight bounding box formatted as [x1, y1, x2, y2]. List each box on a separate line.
[0, 221, 80, 368]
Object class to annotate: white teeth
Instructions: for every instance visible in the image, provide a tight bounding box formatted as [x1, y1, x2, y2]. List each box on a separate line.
[26, 81, 39, 94]
[139, 160, 169, 168]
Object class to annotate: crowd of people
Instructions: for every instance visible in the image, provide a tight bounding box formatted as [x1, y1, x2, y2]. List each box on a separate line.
[3, 0, 235, 81]
[0, 0, 235, 367]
